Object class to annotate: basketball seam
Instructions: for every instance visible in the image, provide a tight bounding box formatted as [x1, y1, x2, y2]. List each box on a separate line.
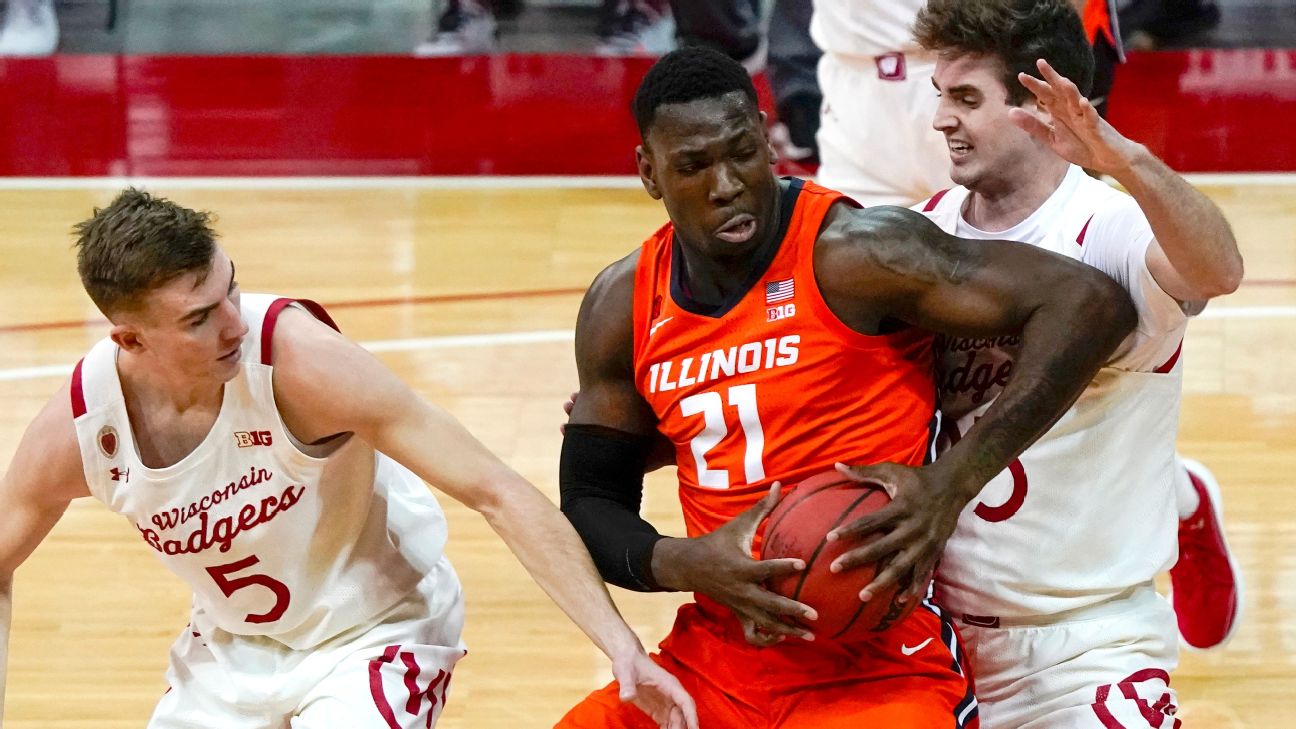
[788, 489, 881, 611]
[761, 476, 847, 547]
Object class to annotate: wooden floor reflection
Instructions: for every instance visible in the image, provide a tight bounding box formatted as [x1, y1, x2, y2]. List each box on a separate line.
[0, 182, 1292, 728]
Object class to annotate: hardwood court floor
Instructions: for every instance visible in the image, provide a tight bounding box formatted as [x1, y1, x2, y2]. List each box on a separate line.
[0, 181, 1292, 728]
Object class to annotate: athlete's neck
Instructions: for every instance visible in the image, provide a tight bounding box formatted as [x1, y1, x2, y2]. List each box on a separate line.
[116, 351, 225, 416]
[962, 156, 1070, 232]
[676, 179, 784, 306]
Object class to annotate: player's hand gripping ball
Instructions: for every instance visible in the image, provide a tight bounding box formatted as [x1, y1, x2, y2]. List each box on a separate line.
[760, 470, 917, 640]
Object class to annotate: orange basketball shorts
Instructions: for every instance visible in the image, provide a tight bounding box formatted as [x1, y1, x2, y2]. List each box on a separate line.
[557, 597, 979, 729]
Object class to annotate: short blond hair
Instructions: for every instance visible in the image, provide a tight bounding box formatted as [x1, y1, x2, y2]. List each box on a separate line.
[74, 188, 218, 316]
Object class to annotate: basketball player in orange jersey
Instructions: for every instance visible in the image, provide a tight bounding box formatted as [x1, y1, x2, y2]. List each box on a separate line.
[556, 46, 1139, 728]
[0, 190, 696, 728]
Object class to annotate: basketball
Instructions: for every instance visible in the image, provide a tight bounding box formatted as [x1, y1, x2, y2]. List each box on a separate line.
[761, 470, 915, 641]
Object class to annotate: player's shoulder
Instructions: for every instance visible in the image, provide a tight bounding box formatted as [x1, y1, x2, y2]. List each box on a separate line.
[820, 201, 939, 253]
[582, 248, 642, 317]
[263, 299, 352, 385]
[1068, 174, 1152, 241]
[575, 249, 644, 372]
[7, 378, 92, 503]
[815, 202, 949, 299]
[1071, 171, 1141, 214]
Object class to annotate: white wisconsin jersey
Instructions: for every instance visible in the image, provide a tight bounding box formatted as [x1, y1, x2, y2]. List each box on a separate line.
[811, 0, 927, 58]
[71, 294, 451, 649]
[917, 166, 1197, 620]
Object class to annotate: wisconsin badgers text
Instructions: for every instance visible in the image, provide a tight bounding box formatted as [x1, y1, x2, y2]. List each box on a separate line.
[136, 466, 307, 555]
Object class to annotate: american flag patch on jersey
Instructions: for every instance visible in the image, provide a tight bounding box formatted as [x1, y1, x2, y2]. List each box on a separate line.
[765, 278, 795, 304]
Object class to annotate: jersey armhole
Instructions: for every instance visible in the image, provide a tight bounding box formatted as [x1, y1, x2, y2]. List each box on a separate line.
[261, 298, 341, 366]
[921, 188, 951, 212]
[70, 357, 87, 418]
[260, 297, 350, 458]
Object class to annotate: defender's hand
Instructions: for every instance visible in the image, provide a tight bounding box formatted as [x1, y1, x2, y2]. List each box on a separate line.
[652, 485, 818, 646]
[612, 651, 700, 729]
[1009, 58, 1143, 176]
[560, 391, 579, 435]
[826, 462, 967, 605]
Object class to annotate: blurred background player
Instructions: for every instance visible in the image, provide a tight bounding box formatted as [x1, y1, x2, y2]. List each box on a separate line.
[0, 190, 696, 729]
[905, 0, 1243, 724]
[557, 46, 1140, 728]
[811, 0, 950, 206]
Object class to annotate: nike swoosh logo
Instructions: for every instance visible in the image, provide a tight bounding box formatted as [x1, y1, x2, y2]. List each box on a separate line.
[649, 317, 673, 337]
[900, 637, 933, 656]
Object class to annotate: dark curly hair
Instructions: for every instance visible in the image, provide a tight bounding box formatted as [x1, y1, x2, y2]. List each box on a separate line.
[632, 46, 759, 137]
[914, 0, 1094, 106]
[73, 188, 218, 317]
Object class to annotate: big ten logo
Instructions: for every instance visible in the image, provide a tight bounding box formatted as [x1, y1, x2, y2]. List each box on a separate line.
[234, 430, 273, 448]
[767, 303, 796, 322]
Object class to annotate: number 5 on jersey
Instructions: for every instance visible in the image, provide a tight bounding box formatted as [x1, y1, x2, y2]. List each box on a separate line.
[206, 554, 291, 624]
[679, 383, 766, 489]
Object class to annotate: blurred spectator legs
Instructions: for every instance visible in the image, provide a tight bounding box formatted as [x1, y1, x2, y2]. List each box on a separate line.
[0, 0, 58, 56]
[767, 0, 821, 174]
[666, 0, 822, 173]
[596, 0, 673, 57]
[1120, 0, 1221, 50]
[669, 0, 764, 71]
[416, 0, 500, 56]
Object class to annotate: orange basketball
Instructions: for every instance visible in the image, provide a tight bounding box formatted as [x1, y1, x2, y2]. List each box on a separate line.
[760, 470, 916, 641]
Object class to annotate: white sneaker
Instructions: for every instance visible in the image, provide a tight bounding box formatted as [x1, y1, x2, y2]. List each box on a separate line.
[0, 0, 59, 56]
[415, 2, 497, 57]
[595, 6, 674, 57]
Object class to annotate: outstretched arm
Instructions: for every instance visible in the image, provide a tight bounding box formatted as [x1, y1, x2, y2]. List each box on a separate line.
[268, 307, 695, 729]
[1011, 58, 1243, 301]
[0, 382, 94, 722]
[816, 204, 1138, 600]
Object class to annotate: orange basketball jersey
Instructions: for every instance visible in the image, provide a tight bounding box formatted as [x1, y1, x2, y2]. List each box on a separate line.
[632, 178, 938, 538]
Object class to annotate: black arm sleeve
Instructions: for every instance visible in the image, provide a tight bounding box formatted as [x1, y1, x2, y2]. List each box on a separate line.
[559, 424, 668, 592]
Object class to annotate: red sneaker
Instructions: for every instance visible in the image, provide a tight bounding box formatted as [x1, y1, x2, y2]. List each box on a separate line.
[1170, 459, 1242, 650]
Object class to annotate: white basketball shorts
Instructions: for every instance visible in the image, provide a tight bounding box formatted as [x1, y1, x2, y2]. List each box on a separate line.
[959, 585, 1181, 729]
[149, 556, 466, 729]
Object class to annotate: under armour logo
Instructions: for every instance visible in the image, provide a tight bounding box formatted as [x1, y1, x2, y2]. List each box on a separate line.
[110, 467, 130, 483]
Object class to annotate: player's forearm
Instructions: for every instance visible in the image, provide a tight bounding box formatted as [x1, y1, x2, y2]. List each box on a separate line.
[1112, 145, 1244, 298]
[935, 273, 1137, 496]
[483, 480, 645, 662]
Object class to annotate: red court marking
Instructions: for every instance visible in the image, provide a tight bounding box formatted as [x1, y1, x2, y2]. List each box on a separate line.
[0, 286, 586, 335]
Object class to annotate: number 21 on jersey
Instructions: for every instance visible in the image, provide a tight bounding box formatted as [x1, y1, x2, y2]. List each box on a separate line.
[679, 383, 766, 489]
